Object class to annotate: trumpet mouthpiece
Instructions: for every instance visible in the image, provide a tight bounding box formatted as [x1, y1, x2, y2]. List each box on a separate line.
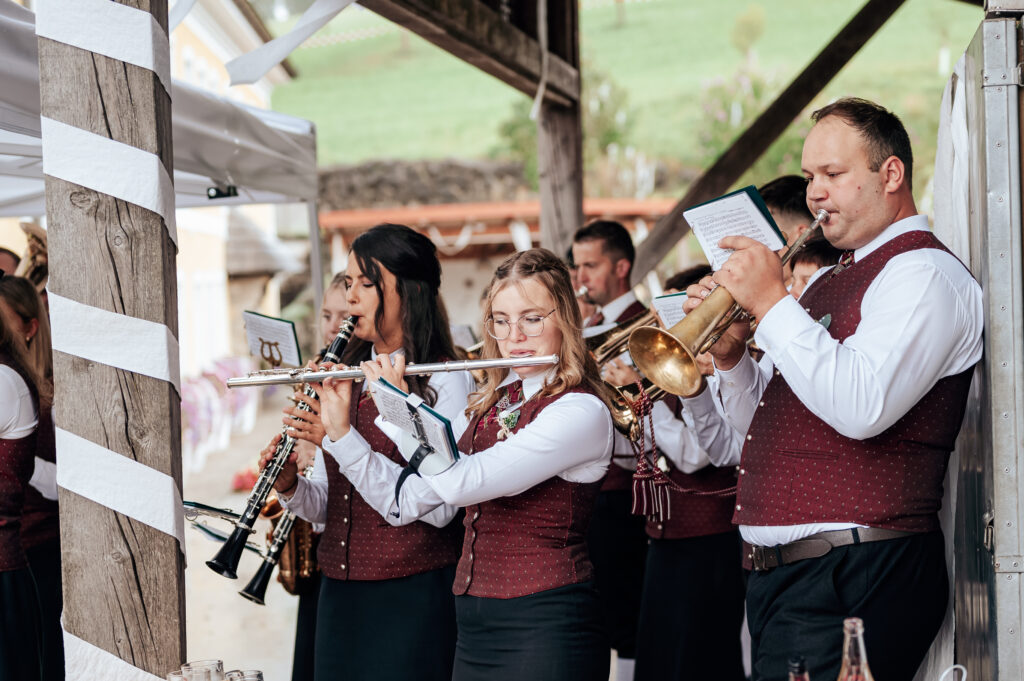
[575, 285, 588, 299]
[815, 209, 829, 224]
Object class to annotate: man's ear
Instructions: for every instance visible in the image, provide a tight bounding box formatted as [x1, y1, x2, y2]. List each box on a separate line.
[613, 258, 631, 283]
[880, 155, 905, 194]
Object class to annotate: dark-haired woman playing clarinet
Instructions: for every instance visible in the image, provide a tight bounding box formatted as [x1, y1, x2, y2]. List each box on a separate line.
[263, 224, 474, 681]
[317, 248, 614, 681]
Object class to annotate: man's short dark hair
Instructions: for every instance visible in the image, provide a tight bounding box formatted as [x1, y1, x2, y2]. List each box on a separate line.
[664, 264, 712, 291]
[759, 175, 812, 224]
[0, 247, 20, 268]
[791, 236, 843, 270]
[812, 97, 914, 191]
[573, 220, 635, 270]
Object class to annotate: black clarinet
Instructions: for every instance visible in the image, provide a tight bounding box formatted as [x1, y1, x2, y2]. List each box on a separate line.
[207, 316, 357, 579]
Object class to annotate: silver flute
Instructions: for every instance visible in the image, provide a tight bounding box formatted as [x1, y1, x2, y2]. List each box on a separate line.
[226, 355, 561, 388]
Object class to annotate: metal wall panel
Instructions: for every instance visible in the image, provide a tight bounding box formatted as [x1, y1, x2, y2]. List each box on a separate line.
[956, 18, 1024, 681]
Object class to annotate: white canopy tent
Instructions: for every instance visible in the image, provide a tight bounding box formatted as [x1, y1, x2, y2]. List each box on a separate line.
[0, 0, 321, 239]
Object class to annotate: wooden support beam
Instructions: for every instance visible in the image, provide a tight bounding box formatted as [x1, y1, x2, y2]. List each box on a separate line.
[359, 0, 579, 106]
[537, 0, 583, 256]
[631, 0, 907, 284]
[37, 0, 185, 676]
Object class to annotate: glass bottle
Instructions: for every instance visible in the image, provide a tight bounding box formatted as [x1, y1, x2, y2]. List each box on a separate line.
[788, 655, 811, 681]
[836, 617, 875, 681]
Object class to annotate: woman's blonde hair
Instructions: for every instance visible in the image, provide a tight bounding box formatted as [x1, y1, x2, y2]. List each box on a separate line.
[467, 248, 612, 417]
[0, 275, 53, 384]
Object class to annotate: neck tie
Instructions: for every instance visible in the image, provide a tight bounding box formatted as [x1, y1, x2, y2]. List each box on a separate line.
[588, 311, 605, 327]
[838, 250, 855, 269]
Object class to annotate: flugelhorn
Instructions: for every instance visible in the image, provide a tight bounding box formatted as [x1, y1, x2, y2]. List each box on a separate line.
[207, 317, 357, 579]
[225, 355, 561, 388]
[628, 209, 829, 398]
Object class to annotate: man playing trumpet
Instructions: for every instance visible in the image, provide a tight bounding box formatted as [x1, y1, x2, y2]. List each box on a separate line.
[684, 98, 983, 681]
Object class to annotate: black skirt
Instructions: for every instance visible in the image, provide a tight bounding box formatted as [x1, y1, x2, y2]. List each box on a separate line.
[314, 565, 457, 681]
[0, 567, 42, 681]
[453, 582, 609, 681]
[25, 541, 63, 681]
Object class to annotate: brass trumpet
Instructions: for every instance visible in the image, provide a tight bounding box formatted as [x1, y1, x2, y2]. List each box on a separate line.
[628, 209, 829, 398]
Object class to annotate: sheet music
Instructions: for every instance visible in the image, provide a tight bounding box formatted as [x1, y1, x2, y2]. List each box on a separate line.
[241, 310, 301, 367]
[652, 291, 688, 328]
[370, 380, 458, 462]
[684, 188, 786, 270]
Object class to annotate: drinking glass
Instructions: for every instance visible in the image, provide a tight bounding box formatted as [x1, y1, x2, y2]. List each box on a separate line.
[181, 659, 224, 681]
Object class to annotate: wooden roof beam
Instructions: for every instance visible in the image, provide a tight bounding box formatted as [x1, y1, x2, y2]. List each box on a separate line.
[631, 0, 908, 284]
[359, 0, 579, 106]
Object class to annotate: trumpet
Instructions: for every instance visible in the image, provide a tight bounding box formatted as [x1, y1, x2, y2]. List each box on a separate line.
[225, 355, 561, 388]
[207, 317, 357, 579]
[628, 209, 829, 398]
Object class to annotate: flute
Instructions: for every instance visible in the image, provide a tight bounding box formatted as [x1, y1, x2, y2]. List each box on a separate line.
[225, 355, 561, 388]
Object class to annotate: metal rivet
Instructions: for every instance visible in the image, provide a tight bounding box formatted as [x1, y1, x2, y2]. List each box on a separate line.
[1006, 468, 1011, 473]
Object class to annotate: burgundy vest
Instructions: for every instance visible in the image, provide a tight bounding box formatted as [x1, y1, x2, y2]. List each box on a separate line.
[21, 406, 59, 551]
[602, 300, 649, 492]
[0, 355, 38, 571]
[735, 231, 976, 532]
[318, 388, 463, 581]
[454, 384, 603, 598]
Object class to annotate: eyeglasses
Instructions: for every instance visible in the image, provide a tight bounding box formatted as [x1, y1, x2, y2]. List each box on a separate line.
[485, 309, 556, 340]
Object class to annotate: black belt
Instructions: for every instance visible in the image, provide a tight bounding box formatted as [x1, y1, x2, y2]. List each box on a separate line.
[748, 528, 916, 572]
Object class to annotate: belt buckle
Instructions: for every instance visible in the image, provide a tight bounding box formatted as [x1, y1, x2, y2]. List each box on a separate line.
[749, 545, 768, 571]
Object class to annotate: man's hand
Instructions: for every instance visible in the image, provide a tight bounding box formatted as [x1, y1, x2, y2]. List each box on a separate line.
[684, 275, 750, 370]
[602, 357, 641, 387]
[713, 236, 789, 322]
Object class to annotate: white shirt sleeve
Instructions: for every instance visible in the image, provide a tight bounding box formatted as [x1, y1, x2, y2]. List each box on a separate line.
[714, 351, 772, 436]
[0, 366, 37, 439]
[649, 400, 710, 474]
[316, 370, 476, 527]
[279, 474, 329, 526]
[29, 457, 58, 500]
[753, 250, 983, 439]
[682, 381, 744, 467]
[323, 391, 613, 522]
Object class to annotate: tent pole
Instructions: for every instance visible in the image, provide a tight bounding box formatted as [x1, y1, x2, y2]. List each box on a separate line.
[307, 200, 325, 308]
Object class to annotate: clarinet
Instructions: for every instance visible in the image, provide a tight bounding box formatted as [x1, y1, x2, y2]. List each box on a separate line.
[207, 316, 357, 579]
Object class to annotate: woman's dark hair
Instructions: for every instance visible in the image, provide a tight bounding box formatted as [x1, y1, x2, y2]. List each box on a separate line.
[341, 224, 455, 406]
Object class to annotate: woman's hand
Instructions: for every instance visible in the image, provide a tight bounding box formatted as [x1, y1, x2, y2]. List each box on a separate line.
[315, 363, 354, 442]
[283, 390, 326, 446]
[259, 434, 300, 496]
[685, 275, 750, 371]
[294, 438, 317, 474]
[360, 353, 408, 393]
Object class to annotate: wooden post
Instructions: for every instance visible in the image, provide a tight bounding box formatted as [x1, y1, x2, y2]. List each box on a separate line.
[631, 0, 907, 283]
[537, 0, 583, 257]
[37, 0, 185, 676]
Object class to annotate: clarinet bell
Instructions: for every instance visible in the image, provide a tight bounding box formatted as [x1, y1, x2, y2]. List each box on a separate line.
[206, 525, 251, 579]
[239, 559, 275, 605]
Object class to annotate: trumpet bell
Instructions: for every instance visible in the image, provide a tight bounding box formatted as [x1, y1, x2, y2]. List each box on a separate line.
[628, 327, 705, 398]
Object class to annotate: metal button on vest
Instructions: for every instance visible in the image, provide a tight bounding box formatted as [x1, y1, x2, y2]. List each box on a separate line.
[340, 541, 346, 546]
[759, 401, 765, 407]
[740, 469, 746, 475]
[473, 511, 480, 520]
[340, 564, 346, 570]
[343, 517, 348, 523]
[657, 524, 663, 531]
[343, 494, 349, 500]
[747, 435, 752, 441]
[736, 504, 742, 510]
[465, 576, 471, 583]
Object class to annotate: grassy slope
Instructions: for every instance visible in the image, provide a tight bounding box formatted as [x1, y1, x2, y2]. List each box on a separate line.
[272, 0, 980, 190]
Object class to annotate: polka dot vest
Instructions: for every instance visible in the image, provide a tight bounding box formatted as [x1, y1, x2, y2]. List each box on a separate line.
[603, 300, 650, 493]
[0, 354, 38, 571]
[319, 387, 463, 581]
[735, 231, 976, 532]
[453, 383, 603, 598]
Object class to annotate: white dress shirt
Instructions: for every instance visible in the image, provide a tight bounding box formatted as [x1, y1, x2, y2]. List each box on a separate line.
[598, 290, 639, 326]
[0, 365, 37, 439]
[320, 369, 614, 525]
[715, 216, 984, 546]
[280, 348, 477, 528]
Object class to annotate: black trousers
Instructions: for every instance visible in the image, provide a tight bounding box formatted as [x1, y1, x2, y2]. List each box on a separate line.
[0, 567, 42, 681]
[634, 531, 746, 681]
[291, 575, 320, 681]
[746, 531, 947, 681]
[586, 489, 647, 659]
[452, 582, 609, 681]
[25, 541, 63, 681]
[314, 566, 457, 681]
